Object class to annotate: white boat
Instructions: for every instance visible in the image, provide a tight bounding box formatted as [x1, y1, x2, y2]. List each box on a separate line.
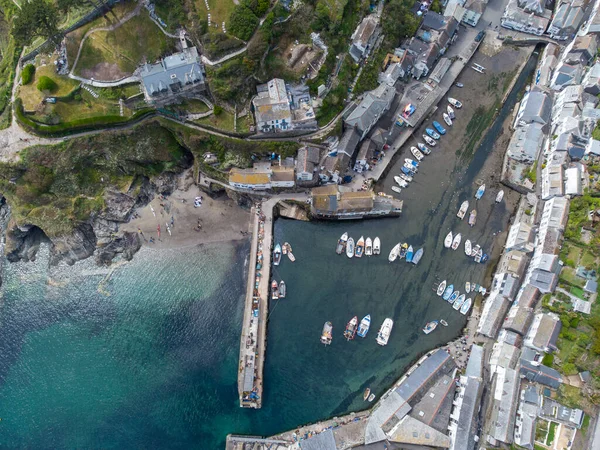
[405, 158, 419, 167]
[376, 318, 394, 346]
[443, 112, 452, 126]
[288, 251, 295, 262]
[399, 173, 413, 183]
[411, 248, 424, 265]
[373, 237, 381, 255]
[464, 239, 472, 256]
[440, 319, 448, 326]
[453, 294, 466, 310]
[496, 190, 504, 203]
[437, 280, 447, 296]
[457, 200, 469, 220]
[471, 244, 480, 258]
[368, 393, 375, 402]
[411, 147, 424, 161]
[273, 243, 282, 266]
[357, 315, 371, 337]
[465, 281, 471, 293]
[475, 184, 485, 200]
[389, 243, 401, 262]
[471, 65, 485, 73]
[336, 232, 348, 254]
[346, 237, 355, 258]
[404, 162, 417, 172]
[422, 320, 438, 335]
[444, 231, 453, 249]
[391, 186, 402, 194]
[355, 236, 365, 258]
[469, 209, 477, 227]
[394, 176, 408, 188]
[447, 105, 455, 119]
[451, 233, 462, 250]
[423, 135, 437, 146]
[460, 298, 472, 315]
[365, 237, 373, 256]
[417, 143, 431, 155]
[448, 97, 462, 108]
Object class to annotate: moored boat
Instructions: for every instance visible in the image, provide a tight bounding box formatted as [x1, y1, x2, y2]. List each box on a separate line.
[357, 315, 371, 337]
[453, 294, 466, 310]
[368, 393, 375, 402]
[365, 238, 373, 256]
[423, 320, 439, 334]
[336, 232, 348, 255]
[448, 291, 459, 304]
[443, 112, 452, 126]
[444, 231, 453, 248]
[344, 316, 358, 341]
[346, 237, 355, 258]
[282, 243, 288, 255]
[442, 284, 454, 300]
[376, 318, 394, 346]
[447, 105, 455, 119]
[399, 243, 408, 259]
[279, 280, 286, 298]
[288, 251, 295, 262]
[401, 166, 415, 177]
[405, 158, 419, 167]
[496, 190, 504, 203]
[412, 247, 424, 265]
[373, 237, 381, 255]
[460, 298, 472, 315]
[271, 280, 279, 300]
[320, 321, 333, 345]
[399, 173, 413, 183]
[417, 142, 431, 154]
[273, 244, 282, 266]
[465, 281, 471, 293]
[475, 184, 486, 200]
[457, 200, 469, 219]
[440, 319, 448, 326]
[469, 209, 477, 227]
[451, 233, 462, 250]
[391, 186, 402, 194]
[404, 162, 418, 173]
[411, 147, 424, 161]
[388, 243, 401, 262]
[364, 388, 371, 401]
[437, 280, 447, 296]
[406, 245, 414, 263]
[474, 247, 483, 263]
[394, 176, 408, 188]
[471, 244, 480, 258]
[432, 121, 446, 135]
[448, 97, 462, 108]
[426, 128, 441, 140]
[465, 239, 472, 256]
[423, 135, 437, 146]
[355, 236, 365, 258]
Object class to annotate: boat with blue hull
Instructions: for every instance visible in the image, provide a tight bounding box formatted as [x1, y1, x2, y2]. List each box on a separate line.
[442, 284, 454, 300]
[432, 121, 446, 135]
[426, 128, 441, 140]
[475, 184, 486, 200]
[411, 248, 424, 265]
[417, 143, 431, 154]
[423, 320, 439, 334]
[406, 245, 414, 263]
[357, 315, 371, 337]
[448, 291, 459, 304]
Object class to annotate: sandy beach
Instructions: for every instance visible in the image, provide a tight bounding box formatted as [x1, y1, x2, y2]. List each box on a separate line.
[120, 169, 252, 249]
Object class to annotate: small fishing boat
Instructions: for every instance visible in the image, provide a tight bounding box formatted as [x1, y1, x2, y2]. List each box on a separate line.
[411, 248, 424, 265]
[411, 147, 424, 161]
[465, 281, 471, 293]
[471, 244, 480, 258]
[442, 284, 454, 300]
[389, 243, 401, 262]
[405, 158, 419, 167]
[344, 316, 358, 341]
[271, 280, 279, 300]
[336, 232, 348, 254]
[453, 294, 466, 310]
[481, 253, 489, 263]
[451, 233, 462, 251]
[418, 142, 431, 155]
[443, 112, 452, 126]
[401, 166, 415, 177]
[320, 321, 333, 345]
[444, 231, 453, 248]
[469, 209, 477, 227]
[357, 315, 371, 338]
[346, 237, 355, 258]
[426, 128, 441, 140]
[273, 244, 282, 266]
[475, 184, 486, 200]
[391, 186, 402, 194]
[404, 162, 418, 173]
[460, 298, 472, 315]
[440, 319, 448, 326]
[373, 237, 381, 255]
[365, 237, 373, 256]
[423, 320, 439, 335]
[456, 82, 464, 88]
[496, 190, 504, 203]
[355, 236, 365, 258]
[457, 200, 469, 219]
[406, 245, 414, 263]
[376, 318, 394, 346]
[282, 243, 288, 255]
[288, 251, 295, 262]
[394, 176, 408, 188]
[448, 291, 459, 304]
[474, 247, 483, 263]
[399, 173, 413, 183]
[423, 135, 437, 146]
[279, 280, 286, 298]
[448, 97, 463, 108]
[432, 121, 446, 135]
[399, 243, 408, 259]
[368, 393, 375, 402]
[473, 283, 480, 292]
[465, 240, 472, 256]
[364, 388, 371, 401]
[437, 280, 447, 296]
[447, 105, 455, 119]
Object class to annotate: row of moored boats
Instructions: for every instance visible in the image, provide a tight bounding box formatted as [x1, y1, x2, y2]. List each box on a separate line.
[388, 242, 424, 265]
[443, 231, 489, 264]
[273, 242, 295, 266]
[336, 233, 380, 258]
[321, 316, 394, 348]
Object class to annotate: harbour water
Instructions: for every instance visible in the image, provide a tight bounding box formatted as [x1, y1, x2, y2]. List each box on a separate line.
[0, 53, 537, 449]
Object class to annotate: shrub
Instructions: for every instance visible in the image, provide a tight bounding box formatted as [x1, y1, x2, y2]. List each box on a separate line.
[213, 105, 223, 116]
[37, 76, 57, 92]
[570, 317, 580, 328]
[229, 4, 259, 41]
[542, 353, 554, 366]
[22, 64, 35, 85]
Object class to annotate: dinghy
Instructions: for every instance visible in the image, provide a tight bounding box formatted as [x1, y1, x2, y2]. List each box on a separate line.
[411, 147, 424, 161]
[391, 186, 402, 194]
[496, 190, 504, 203]
[447, 105, 455, 119]
[443, 112, 452, 126]
[417, 142, 431, 155]
[444, 231, 453, 248]
[451, 233, 462, 250]
[464, 240, 472, 256]
[437, 280, 447, 296]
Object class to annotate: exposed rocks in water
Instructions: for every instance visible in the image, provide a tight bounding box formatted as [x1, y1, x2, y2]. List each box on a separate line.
[48, 223, 98, 266]
[95, 232, 141, 266]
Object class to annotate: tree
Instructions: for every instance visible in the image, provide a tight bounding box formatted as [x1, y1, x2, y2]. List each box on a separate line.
[37, 76, 58, 92]
[22, 64, 36, 85]
[12, 0, 60, 45]
[228, 4, 259, 41]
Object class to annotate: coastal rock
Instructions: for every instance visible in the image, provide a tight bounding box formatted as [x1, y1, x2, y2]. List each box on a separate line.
[99, 190, 137, 222]
[5, 224, 50, 263]
[95, 231, 141, 266]
[152, 172, 179, 196]
[48, 223, 98, 266]
[92, 218, 120, 246]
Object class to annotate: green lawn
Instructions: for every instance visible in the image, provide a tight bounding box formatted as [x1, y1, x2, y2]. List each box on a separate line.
[196, 0, 238, 25]
[535, 419, 549, 442]
[571, 286, 586, 300]
[546, 422, 558, 446]
[75, 11, 175, 77]
[196, 110, 235, 131]
[566, 244, 582, 263]
[19, 61, 80, 111]
[560, 267, 586, 287]
[581, 250, 597, 268]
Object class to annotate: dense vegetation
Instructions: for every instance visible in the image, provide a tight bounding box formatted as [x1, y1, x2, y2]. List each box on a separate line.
[0, 0, 20, 128]
[21, 64, 35, 85]
[37, 75, 57, 92]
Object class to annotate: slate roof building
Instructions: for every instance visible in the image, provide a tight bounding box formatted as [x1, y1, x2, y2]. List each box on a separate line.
[140, 47, 206, 105]
[299, 429, 337, 450]
[583, 61, 600, 95]
[541, 164, 565, 200]
[462, 0, 487, 26]
[524, 312, 561, 352]
[540, 397, 585, 428]
[547, 1, 585, 40]
[503, 304, 534, 336]
[295, 147, 320, 182]
[485, 366, 520, 445]
[349, 15, 380, 62]
[514, 384, 540, 449]
[566, 35, 598, 66]
[501, 0, 550, 36]
[507, 122, 545, 163]
[253, 79, 292, 133]
[551, 63, 584, 90]
[565, 165, 584, 195]
[477, 291, 510, 338]
[311, 185, 402, 219]
[515, 88, 553, 127]
[344, 84, 396, 139]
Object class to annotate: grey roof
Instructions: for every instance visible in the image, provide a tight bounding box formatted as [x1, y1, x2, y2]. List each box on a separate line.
[487, 367, 520, 444]
[530, 268, 559, 293]
[540, 398, 585, 427]
[141, 47, 204, 98]
[422, 11, 446, 30]
[409, 374, 455, 430]
[503, 305, 534, 336]
[345, 84, 395, 135]
[585, 279, 598, 293]
[520, 361, 562, 389]
[553, 64, 583, 89]
[366, 390, 410, 444]
[453, 377, 482, 450]
[465, 344, 484, 379]
[519, 90, 552, 126]
[478, 294, 509, 338]
[564, 7, 584, 32]
[396, 349, 454, 402]
[299, 429, 337, 450]
[516, 284, 540, 308]
[523, 384, 539, 405]
[337, 127, 362, 157]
